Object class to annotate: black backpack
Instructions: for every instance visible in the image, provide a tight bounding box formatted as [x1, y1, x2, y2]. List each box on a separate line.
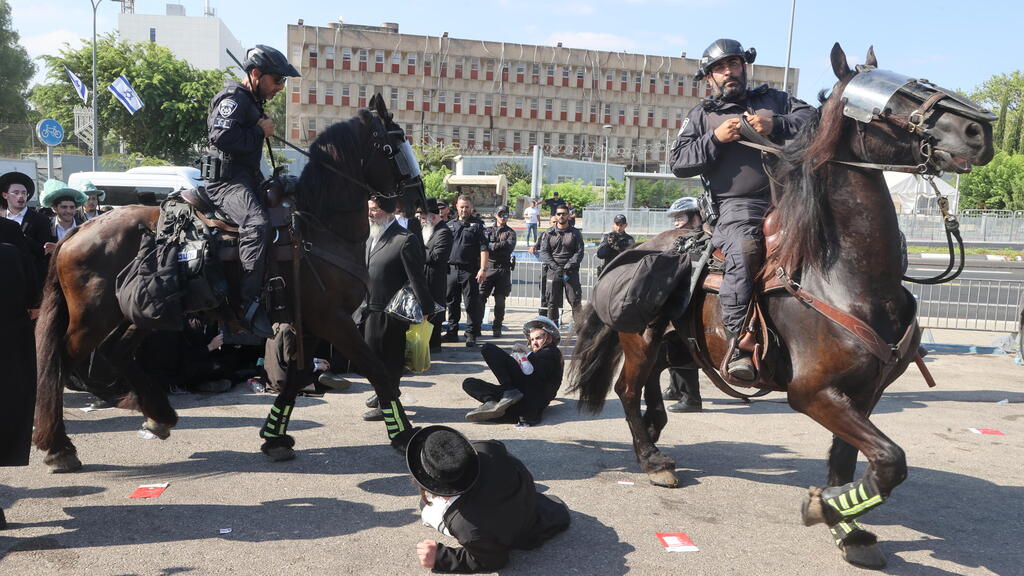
[591, 248, 692, 334]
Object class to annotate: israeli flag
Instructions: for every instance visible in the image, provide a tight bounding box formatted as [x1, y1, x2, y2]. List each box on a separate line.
[64, 66, 88, 104]
[107, 75, 145, 115]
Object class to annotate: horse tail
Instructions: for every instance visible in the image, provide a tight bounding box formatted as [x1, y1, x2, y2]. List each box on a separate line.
[567, 303, 622, 414]
[32, 257, 70, 452]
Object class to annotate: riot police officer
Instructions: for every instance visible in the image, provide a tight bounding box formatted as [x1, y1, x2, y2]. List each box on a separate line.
[205, 44, 299, 338]
[538, 206, 584, 326]
[444, 195, 489, 347]
[670, 38, 814, 381]
[595, 213, 635, 276]
[480, 206, 517, 337]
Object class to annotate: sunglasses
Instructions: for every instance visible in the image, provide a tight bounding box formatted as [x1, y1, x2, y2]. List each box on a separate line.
[556, 212, 569, 216]
[265, 74, 286, 86]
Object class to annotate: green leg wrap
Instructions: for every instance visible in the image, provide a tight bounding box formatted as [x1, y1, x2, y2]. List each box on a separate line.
[260, 400, 294, 439]
[829, 519, 874, 546]
[382, 399, 411, 440]
[820, 477, 884, 521]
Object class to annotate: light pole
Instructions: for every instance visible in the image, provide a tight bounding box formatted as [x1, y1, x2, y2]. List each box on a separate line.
[782, 0, 797, 94]
[602, 124, 612, 210]
[90, 0, 102, 170]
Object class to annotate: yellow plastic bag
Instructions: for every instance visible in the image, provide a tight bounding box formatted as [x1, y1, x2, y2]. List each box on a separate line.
[404, 319, 433, 373]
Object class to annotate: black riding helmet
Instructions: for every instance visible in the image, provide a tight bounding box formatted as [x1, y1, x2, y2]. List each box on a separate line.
[243, 44, 301, 78]
[694, 39, 756, 81]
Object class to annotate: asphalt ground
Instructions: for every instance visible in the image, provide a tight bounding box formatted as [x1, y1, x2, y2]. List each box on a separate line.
[1, 309, 1022, 575]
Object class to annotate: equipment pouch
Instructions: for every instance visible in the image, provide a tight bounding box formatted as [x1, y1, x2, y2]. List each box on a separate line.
[200, 156, 222, 181]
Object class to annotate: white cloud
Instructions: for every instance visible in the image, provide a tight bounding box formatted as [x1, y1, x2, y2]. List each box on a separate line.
[544, 31, 637, 52]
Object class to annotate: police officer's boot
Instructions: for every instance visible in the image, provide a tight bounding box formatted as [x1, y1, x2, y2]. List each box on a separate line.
[492, 296, 505, 337]
[725, 329, 756, 382]
[240, 272, 273, 339]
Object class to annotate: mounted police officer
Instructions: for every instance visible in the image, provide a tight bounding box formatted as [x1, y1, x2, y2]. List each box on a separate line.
[204, 44, 299, 338]
[480, 206, 517, 337]
[670, 39, 814, 381]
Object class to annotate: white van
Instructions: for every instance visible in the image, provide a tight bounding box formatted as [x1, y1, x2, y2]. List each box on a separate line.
[68, 166, 203, 206]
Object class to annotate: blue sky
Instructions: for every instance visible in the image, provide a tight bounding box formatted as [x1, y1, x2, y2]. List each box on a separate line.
[9, 0, 1021, 100]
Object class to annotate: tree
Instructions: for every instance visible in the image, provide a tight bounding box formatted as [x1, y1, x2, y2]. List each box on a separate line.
[972, 71, 1024, 154]
[506, 178, 532, 209]
[541, 179, 598, 211]
[422, 165, 451, 200]
[29, 34, 228, 163]
[413, 142, 459, 172]
[0, 0, 35, 122]
[493, 160, 531, 186]
[958, 151, 1024, 210]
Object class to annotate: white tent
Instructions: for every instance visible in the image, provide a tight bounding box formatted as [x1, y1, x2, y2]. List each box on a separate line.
[883, 172, 959, 215]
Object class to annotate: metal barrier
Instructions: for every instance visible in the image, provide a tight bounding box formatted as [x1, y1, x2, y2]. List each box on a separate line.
[501, 247, 1022, 332]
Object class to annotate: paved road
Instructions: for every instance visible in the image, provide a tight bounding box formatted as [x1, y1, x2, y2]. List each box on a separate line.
[1, 310, 1021, 575]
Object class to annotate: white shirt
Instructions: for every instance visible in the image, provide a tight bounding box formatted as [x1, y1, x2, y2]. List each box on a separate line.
[524, 206, 539, 224]
[4, 208, 25, 225]
[54, 219, 76, 241]
[421, 493, 460, 536]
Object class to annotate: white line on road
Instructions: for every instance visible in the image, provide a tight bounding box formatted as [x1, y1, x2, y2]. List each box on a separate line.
[908, 268, 1013, 275]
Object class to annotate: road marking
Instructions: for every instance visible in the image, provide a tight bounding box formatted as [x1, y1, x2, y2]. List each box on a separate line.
[908, 268, 1013, 275]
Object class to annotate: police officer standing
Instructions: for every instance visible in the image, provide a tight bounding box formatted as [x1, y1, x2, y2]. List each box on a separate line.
[480, 206, 517, 337]
[443, 195, 489, 347]
[205, 45, 299, 338]
[670, 38, 813, 381]
[595, 214, 635, 276]
[538, 205, 584, 326]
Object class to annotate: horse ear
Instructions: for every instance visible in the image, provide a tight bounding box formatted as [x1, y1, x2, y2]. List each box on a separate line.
[370, 92, 393, 122]
[830, 43, 851, 79]
[865, 46, 878, 68]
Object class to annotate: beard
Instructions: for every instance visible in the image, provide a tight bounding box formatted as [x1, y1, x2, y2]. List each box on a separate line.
[716, 70, 747, 102]
[368, 215, 393, 242]
[421, 220, 435, 245]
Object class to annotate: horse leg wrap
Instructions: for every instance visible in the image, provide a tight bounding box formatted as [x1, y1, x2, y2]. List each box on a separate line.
[829, 519, 877, 547]
[260, 400, 294, 439]
[820, 476, 883, 522]
[382, 399, 412, 440]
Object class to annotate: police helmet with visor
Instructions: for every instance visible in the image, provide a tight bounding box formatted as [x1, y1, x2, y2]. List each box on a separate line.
[666, 196, 700, 219]
[243, 45, 301, 79]
[694, 39, 756, 81]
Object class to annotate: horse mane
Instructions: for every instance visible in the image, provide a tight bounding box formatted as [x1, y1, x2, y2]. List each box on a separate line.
[769, 85, 850, 277]
[296, 109, 373, 214]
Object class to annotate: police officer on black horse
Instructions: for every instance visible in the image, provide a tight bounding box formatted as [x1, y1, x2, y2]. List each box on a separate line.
[480, 205, 517, 338]
[204, 45, 300, 338]
[671, 39, 814, 381]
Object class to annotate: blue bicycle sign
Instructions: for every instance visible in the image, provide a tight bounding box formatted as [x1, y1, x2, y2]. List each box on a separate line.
[36, 119, 65, 147]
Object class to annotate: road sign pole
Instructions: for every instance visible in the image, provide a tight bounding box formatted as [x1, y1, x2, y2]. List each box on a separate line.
[46, 146, 53, 179]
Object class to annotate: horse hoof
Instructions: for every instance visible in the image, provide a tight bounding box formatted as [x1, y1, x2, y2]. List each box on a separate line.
[648, 469, 680, 488]
[263, 445, 295, 462]
[842, 542, 886, 570]
[801, 486, 828, 526]
[44, 450, 83, 474]
[141, 419, 172, 440]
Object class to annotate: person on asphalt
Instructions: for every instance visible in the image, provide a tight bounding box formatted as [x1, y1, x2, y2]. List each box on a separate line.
[462, 316, 563, 427]
[204, 44, 300, 339]
[443, 195, 489, 347]
[480, 206, 517, 337]
[595, 213, 635, 276]
[538, 206, 585, 326]
[409, 425, 570, 573]
[670, 38, 814, 381]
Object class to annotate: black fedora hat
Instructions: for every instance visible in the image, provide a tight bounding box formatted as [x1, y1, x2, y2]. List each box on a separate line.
[406, 426, 480, 497]
[422, 197, 440, 214]
[0, 171, 36, 208]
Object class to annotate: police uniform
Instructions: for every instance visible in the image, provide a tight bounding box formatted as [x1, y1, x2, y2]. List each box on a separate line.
[538, 224, 585, 325]
[595, 228, 635, 276]
[445, 216, 488, 340]
[670, 84, 813, 341]
[206, 80, 270, 315]
[480, 217, 517, 335]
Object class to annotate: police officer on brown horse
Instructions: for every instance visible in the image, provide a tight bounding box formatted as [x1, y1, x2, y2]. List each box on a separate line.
[205, 45, 299, 338]
[671, 39, 814, 381]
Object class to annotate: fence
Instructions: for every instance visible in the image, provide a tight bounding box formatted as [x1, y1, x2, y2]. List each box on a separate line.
[502, 248, 1023, 333]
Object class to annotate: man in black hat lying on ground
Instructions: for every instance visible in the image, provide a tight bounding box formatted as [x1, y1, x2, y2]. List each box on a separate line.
[408, 426, 570, 573]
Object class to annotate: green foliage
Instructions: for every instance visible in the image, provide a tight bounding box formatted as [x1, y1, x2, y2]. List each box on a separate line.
[264, 90, 287, 141]
[422, 166, 452, 200]
[606, 177, 626, 202]
[0, 1, 35, 122]
[29, 34, 228, 164]
[633, 178, 702, 208]
[958, 151, 1024, 210]
[507, 179, 532, 209]
[971, 71, 1024, 154]
[413, 142, 459, 172]
[541, 179, 597, 210]
[493, 161, 531, 186]
[100, 153, 172, 171]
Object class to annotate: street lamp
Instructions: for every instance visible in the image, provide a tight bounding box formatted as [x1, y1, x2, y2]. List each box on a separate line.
[90, 0, 102, 170]
[602, 124, 612, 210]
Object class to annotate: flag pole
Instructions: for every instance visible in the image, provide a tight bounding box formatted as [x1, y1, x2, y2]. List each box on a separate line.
[90, 0, 102, 170]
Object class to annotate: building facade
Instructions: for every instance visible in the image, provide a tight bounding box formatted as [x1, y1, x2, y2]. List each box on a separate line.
[118, 3, 244, 72]
[285, 21, 798, 168]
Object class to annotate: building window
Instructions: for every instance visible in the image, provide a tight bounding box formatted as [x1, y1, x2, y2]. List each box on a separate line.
[690, 75, 699, 88]
[531, 63, 540, 82]
[391, 51, 402, 66]
[324, 46, 336, 69]
[407, 52, 417, 66]
[468, 127, 477, 141]
[324, 84, 334, 105]
[308, 84, 317, 104]
[455, 56, 464, 78]
[484, 93, 493, 108]
[469, 92, 477, 108]
[528, 132, 537, 147]
[308, 44, 318, 68]
[452, 126, 461, 142]
[390, 87, 399, 109]
[545, 98, 553, 112]
[454, 92, 462, 107]
[606, 69, 614, 82]
[149, 27, 156, 42]
[543, 132, 551, 147]
[470, 58, 480, 78]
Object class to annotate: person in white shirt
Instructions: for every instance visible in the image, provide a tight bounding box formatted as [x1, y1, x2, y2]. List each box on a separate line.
[522, 199, 540, 244]
[38, 179, 87, 254]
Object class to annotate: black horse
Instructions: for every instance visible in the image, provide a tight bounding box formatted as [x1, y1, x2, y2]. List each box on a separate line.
[34, 95, 426, 471]
[569, 44, 995, 568]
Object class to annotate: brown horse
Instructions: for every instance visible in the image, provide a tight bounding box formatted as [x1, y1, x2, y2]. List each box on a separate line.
[33, 95, 425, 471]
[568, 44, 994, 568]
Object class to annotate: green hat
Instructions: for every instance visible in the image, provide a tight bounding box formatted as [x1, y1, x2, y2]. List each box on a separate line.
[40, 179, 88, 209]
[79, 180, 106, 202]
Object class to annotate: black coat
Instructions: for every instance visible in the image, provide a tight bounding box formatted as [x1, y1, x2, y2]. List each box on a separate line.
[364, 220, 435, 314]
[0, 239, 39, 466]
[423, 224, 453, 307]
[434, 440, 570, 573]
